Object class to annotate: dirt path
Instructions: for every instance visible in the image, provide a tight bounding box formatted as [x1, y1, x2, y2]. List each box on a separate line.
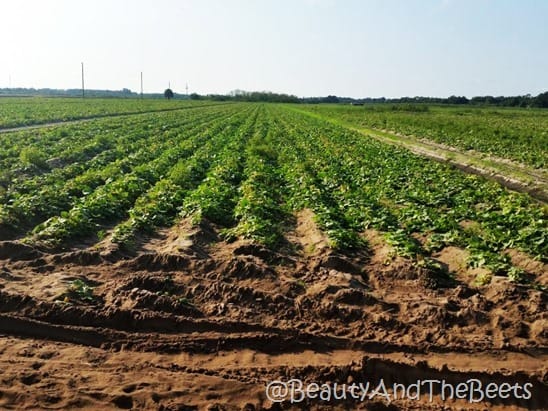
[292, 108, 548, 203]
[0, 102, 230, 134]
[0, 211, 546, 409]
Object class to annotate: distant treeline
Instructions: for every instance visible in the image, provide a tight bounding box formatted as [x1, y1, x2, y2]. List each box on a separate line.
[1, 87, 547, 107]
[194, 91, 548, 107]
[299, 92, 548, 108]
[193, 91, 301, 103]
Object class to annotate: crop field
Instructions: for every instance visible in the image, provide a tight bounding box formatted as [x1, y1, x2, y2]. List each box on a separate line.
[0, 97, 217, 129]
[0, 100, 546, 410]
[300, 104, 548, 168]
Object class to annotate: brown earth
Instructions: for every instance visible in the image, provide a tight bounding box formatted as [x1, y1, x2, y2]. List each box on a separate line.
[0, 211, 546, 410]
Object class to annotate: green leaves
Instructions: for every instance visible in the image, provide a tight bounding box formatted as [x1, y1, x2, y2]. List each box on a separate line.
[273, 105, 546, 285]
[222, 110, 287, 248]
[1, 102, 545, 291]
[304, 104, 548, 168]
[56, 279, 96, 304]
[16, 104, 242, 245]
[111, 106, 256, 247]
[19, 147, 48, 169]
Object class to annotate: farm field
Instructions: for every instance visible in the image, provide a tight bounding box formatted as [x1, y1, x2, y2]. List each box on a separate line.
[298, 104, 548, 168]
[0, 101, 546, 410]
[0, 97, 220, 130]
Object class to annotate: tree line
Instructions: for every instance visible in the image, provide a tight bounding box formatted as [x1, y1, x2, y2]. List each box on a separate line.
[2, 87, 547, 108]
[190, 91, 300, 103]
[319, 92, 548, 108]
[191, 91, 548, 107]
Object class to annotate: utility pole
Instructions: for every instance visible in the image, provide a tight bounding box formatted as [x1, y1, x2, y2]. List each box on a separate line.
[186, 83, 188, 96]
[81, 62, 85, 98]
[140, 71, 143, 99]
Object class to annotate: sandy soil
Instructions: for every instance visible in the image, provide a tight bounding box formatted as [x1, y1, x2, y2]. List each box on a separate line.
[0, 211, 546, 410]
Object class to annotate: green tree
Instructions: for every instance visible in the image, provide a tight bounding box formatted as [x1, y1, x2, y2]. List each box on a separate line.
[534, 91, 548, 108]
[164, 88, 174, 100]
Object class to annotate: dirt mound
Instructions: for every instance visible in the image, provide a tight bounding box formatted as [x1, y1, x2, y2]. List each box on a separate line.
[504, 248, 548, 285]
[0, 216, 546, 410]
[0, 225, 20, 241]
[0, 241, 43, 261]
[120, 252, 193, 271]
[144, 218, 219, 259]
[219, 256, 278, 280]
[49, 250, 103, 265]
[233, 243, 294, 266]
[285, 208, 330, 256]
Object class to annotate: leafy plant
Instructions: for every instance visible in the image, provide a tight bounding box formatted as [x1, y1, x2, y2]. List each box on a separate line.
[20, 147, 48, 169]
[56, 279, 95, 303]
[474, 272, 493, 286]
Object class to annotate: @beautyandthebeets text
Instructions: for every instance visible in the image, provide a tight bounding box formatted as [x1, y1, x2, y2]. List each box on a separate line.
[265, 378, 533, 404]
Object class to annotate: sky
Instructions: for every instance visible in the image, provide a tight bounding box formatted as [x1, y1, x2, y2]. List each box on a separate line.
[0, 0, 546, 98]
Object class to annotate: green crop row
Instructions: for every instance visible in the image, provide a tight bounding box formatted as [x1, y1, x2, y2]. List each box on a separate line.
[220, 107, 288, 247]
[0, 102, 545, 287]
[27, 107, 243, 246]
[111, 106, 258, 247]
[0, 97, 223, 129]
[0, 105, 232, 199]
[267, 106, 546, 283]
[1, 105, 237, 237]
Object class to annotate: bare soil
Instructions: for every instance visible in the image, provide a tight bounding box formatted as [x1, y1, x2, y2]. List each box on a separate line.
[0, 211, 546, 410]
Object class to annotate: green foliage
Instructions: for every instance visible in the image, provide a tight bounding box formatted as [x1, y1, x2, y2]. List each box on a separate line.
[271, 105, 545, 283]
[221, 111, 287, 248]
[111, 107, 256, 247]
[389, 104, 429, 112]
[56, 279, 95, 303]
[0, 102, 544, 292]
[385, 229, 422, 258]
[0, 97, 215, 129]
[19, 147, 48, 169]
[474, 272, 493, 286]
[302, 104, 548, 168]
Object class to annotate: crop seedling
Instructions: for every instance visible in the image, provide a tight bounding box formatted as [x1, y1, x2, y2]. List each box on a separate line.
[56, 279, 95, 304]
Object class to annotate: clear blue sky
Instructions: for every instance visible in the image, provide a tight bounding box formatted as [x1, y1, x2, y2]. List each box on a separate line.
[1, 0, 546, 98]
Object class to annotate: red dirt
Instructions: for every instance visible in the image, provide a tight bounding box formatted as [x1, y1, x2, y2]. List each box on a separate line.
[0, 212, 546, 410]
